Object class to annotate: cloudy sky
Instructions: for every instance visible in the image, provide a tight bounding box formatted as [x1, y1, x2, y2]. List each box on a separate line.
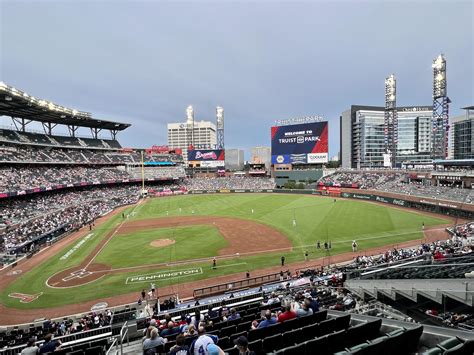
[1, 0, 473, 158]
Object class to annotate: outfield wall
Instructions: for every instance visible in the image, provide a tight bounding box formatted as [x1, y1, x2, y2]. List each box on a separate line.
[187, 188, 473, 219]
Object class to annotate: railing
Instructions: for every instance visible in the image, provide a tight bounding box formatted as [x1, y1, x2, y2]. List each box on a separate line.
[0, 325, 112, 355]
[105, 321, 130, 355]
[193, 272, 282, 299]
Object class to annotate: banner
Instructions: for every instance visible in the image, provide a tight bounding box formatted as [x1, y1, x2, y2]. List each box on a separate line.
[307, 153, 328, 163]
[271, 154, 290, 164]
[188, 149, 225, 161]
[271, 122, 328, 156]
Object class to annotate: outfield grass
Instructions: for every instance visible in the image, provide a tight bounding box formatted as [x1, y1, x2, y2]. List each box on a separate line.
[0, 194, 449, 309]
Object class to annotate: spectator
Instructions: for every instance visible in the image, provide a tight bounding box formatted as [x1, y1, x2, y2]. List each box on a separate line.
[189, 326, 218, 355]
[169, 334, 189, 355]
[253, 310, 277, 329]
[278, 304, 297, 323]
[234, 336, 256, 355]
[20, 338, 39, 355]
[143, 328, 166, 353]
[39, 333, 61, 354]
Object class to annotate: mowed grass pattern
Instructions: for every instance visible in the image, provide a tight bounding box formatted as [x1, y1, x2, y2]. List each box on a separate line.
[0, 194, 449, 309]
[95, 225, 228, 268]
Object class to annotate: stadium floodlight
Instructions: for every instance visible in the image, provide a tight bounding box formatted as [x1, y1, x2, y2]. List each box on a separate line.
[5, 96, 12, 101]
[72, 109, 78, 116]
[0, 81, 6, 90]
[48, 102, 55, 110]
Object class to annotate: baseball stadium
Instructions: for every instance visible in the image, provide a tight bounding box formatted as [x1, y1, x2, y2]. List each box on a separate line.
[0, 79, 473, 355]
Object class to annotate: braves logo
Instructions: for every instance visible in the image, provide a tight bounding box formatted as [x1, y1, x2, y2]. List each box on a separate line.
[8, 292, 43, 303]
[195, 151, 217, 160]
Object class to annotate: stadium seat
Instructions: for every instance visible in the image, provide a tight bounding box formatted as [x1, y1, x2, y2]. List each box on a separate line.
[262, 334, 282, 353]
[217, 336, 231, 349]
[220, 325, 236, 338]
[335, 314, 351, 331]
[304, 336, 328, 355]
[301, 322, 319, 340]
[248, 338, 262, 354]
[317, 318, 336, 337]
[229, 331, 247, 343]
[236, 321, 252, 333]
[282, 328, 302, 347]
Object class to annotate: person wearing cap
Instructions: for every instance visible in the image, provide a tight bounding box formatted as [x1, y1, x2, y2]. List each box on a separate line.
[20, 338, 39, 355]
[207, 343, 225, 355]
[234, 336, 256, 355]
[190, 326, 218, 355]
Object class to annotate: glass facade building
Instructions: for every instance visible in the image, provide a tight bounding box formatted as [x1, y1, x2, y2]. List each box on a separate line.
[341, 106, 433, 168]
[453, 118, 474, 159]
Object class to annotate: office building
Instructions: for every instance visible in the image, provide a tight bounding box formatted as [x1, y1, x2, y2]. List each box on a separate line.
[452, 106, 474, 160]
[340, 105, 433, 168]
[167, 120, 217, 162]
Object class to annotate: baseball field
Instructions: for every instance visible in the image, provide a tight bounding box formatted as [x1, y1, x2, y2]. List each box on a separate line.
[0, 193, 450, 314]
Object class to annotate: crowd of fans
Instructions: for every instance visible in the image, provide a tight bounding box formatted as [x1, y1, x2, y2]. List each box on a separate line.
[376, 179, 473, 204]
[320, 170, 473, 203]
[348, 239, 469, 269]
[0, 165, 186, 194]
[1, 310, 113, 351]
[450, 222, 474, 239]
[0, 143, 184, 165]
[0, 166, 130, 193]
[0, 185, 139, 252]
[319, 171, 404, 189]
[183, 176, 275, 190]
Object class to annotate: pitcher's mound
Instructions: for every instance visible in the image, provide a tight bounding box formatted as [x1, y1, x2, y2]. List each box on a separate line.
[150, 239, 176, 248]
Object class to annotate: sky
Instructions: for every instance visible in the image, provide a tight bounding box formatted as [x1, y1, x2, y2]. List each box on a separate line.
[1, 0, 473, 159]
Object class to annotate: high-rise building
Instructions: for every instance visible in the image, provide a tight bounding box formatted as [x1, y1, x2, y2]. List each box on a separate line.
[251, 146, 271, 170]
[225, 149, 245, 170]
[452, 106, 474, 160]
[340, 105, 433, 168]
[167, 120, 217, 162]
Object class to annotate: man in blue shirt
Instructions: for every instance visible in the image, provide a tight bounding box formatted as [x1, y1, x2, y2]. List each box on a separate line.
[253, 310, 277, 329]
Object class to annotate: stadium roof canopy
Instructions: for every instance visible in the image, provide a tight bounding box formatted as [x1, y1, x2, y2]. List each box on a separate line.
[0, 82, 131, 133]
[461, 106, 474, 110]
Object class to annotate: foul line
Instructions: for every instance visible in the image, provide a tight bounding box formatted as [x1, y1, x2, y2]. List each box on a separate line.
[211, 262, 248, 269]
[84, 199, 144, 269]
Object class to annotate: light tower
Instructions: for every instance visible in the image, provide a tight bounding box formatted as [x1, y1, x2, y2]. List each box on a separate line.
[216, 106, 224, 149]
[431, 54, 450, 159]
[186, 105, 194, 150]
[384, 74, 397, 168]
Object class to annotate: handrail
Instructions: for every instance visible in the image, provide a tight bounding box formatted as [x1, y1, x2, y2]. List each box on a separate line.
[193, 271, 283, 299]
[105, 337, 119, 355]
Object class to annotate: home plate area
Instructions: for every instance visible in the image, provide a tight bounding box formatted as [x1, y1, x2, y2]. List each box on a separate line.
[62, 269, 93, 282]
[47, 263, 111, 288]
